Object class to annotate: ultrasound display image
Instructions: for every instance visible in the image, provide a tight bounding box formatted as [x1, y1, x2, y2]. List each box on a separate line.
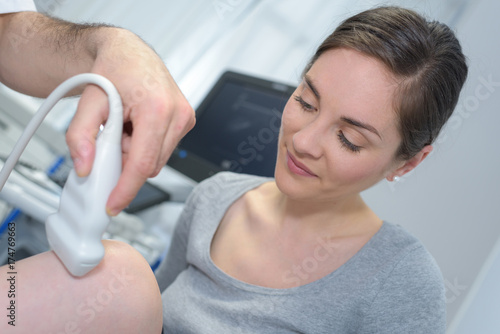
[168, 72, 295, 182]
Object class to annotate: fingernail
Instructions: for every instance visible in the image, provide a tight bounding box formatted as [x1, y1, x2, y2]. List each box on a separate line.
[106, 207, 119, 217]
[73, 157, 85, 177]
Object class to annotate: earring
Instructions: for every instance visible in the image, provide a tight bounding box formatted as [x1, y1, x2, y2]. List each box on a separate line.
[393, 176, 400, 182]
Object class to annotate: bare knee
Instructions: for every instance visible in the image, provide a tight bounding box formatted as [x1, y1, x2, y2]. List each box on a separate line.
[0, 240, 162, 333]
[94, 240, 163, 333]
[37, 240, 163, 333]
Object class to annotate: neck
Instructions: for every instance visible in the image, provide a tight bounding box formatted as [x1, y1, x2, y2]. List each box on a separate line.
[269, 183, 379, 238]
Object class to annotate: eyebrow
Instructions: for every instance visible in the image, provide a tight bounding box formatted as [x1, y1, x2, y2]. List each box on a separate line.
[341, 116, 382, 140]
[304, 75, 321, 101]
[304, 74, 382, 140]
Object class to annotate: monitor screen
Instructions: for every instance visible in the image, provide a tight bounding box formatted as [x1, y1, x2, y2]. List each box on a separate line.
[167, 71, 296, 182]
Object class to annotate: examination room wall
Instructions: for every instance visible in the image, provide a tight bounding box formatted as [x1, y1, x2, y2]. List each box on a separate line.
[2, 0, 499, 330]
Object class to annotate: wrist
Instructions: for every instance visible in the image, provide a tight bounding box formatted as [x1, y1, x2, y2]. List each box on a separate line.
[93, 27, 143, 58]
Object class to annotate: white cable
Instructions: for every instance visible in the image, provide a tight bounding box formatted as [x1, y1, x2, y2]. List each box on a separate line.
[0, 73, 123, 191]
[0, 160, 60, 216]
[0, 73, 123, 276]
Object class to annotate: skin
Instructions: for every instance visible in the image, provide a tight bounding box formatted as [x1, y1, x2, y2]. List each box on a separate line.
[0, 240, 163, 333]
[0, 20, 434, 329]
[0, 12, 195, 215]
[0, 11, 190, 331]
[210, 48, 433, 288]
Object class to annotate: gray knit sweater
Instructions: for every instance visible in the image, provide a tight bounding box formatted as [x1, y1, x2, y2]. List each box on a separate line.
[155, 172, 446, 333]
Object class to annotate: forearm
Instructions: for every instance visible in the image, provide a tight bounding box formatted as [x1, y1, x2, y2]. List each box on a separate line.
[0, 11, 123, 97]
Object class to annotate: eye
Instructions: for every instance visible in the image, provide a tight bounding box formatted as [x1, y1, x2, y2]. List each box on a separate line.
[338, 131, 362, 153]
[294, 95, 317, 112]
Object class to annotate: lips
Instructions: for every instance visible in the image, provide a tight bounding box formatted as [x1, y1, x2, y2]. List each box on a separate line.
[286, 151, 317, 177]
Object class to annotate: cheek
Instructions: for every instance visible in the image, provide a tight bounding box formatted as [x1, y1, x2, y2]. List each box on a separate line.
[330, 152, 391, 185]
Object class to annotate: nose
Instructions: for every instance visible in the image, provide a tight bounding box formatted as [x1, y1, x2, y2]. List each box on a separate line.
[292, 120, 324, 159]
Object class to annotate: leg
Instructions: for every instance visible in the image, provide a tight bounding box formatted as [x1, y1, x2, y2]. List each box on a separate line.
[0, 240, 163, 333]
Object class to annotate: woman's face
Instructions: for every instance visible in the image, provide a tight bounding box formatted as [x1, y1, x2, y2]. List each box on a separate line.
[275, 48, 403, 202]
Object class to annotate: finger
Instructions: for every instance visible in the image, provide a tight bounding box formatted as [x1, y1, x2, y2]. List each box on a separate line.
[121, 132, 132, 159]
[106, 164, 147, 216]
[66, 85, 109, 177]
[154, 101, 196, 174]
[106, 102, 169, 214]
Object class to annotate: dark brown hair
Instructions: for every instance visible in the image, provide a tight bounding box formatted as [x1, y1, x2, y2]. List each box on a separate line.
[303, 6, 468, 160]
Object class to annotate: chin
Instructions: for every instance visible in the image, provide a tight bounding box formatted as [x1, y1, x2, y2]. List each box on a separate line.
[274, 159, 311, 200]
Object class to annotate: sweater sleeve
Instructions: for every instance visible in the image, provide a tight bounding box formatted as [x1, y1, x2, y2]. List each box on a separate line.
[358, 245, 447, 333]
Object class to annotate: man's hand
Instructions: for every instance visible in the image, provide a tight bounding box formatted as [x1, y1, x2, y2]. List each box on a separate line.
[65, 28, 195, 215]
[0, 13, 194, 215]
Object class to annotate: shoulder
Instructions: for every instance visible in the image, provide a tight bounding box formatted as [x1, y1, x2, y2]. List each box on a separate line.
[189, 172, 273, 205]
[374, 222, 443, 281]
[369, 222, 444, 297]
[359, 222, 446, 332]
[197, 171, 272, 189]
[181, 172, 273, 224]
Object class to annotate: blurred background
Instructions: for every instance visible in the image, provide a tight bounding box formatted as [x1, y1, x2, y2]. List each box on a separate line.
[0, 0, 498, 331]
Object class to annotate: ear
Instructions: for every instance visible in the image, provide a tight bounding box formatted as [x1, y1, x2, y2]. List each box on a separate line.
[386, 145, 433, 182]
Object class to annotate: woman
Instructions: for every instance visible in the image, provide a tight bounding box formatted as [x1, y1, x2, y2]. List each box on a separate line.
[155, 6, 467, 333]
[0, 5, 467, 334]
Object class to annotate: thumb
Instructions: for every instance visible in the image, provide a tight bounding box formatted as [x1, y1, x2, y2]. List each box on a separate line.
[66, 84, 110, 176]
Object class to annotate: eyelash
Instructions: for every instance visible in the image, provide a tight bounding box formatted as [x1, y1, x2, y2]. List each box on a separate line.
[294, 95, 362, 153]
[294, 95, 316, 112]
[338, 131, 362, 153]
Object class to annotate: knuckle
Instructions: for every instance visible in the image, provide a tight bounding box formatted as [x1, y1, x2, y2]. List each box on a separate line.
[145, 98, 169, 120]
[176, 102, 196, 133]
[142, 97, 174, 126]
[148, 96, 195, 133]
